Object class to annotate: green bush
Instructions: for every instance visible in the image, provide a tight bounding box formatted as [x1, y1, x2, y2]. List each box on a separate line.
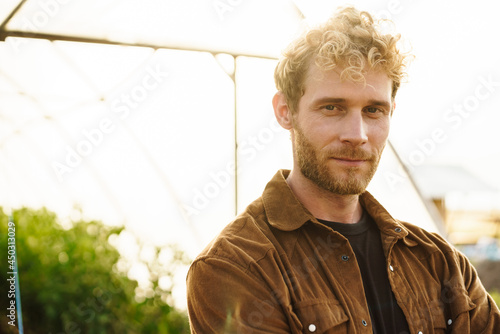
[490, 290, 500, 308]
[0, 207, 190, 333]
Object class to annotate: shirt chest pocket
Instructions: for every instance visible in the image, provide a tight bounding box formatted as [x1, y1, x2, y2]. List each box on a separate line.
[442, 286, 477, 333]
[294, 299, 349, 334]
[425, 286, 477, 333]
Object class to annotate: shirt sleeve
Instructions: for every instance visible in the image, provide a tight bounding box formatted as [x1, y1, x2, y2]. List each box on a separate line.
[457, 250, 500, 333]
[186, 256, 295, 333]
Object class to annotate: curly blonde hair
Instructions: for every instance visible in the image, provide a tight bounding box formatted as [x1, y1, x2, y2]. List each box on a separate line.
[274, 7, 411, 113]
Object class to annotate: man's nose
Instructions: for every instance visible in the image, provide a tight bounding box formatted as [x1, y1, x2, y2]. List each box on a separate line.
[338, 112, 368, 146]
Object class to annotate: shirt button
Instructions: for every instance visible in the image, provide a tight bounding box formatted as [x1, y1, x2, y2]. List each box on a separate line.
[448, 319, 453, 325]
[341, 255, 349, 261]
[395, 227, 402, 232]
[361, 319, 368, 326]
[389, 265, 394, 272]
[308, 324, 316, 332]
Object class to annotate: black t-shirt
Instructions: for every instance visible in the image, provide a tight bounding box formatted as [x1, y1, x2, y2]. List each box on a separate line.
[318, 212, 410, 334]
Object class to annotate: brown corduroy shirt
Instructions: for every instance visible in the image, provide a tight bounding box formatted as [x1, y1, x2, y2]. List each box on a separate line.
[187, 169, 500, 333]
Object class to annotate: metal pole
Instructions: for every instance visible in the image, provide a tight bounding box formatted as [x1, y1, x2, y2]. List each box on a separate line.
[233, 56, 238, 216]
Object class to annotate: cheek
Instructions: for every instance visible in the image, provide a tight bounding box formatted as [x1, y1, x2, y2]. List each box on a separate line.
[309, 119, 342, 144]
[298, 119, 332, 145]
[369, 119, 390, 144]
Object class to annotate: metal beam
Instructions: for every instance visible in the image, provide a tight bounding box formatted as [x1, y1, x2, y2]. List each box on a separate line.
[0, 30, 280, 61]
[0, 0, 28, 32]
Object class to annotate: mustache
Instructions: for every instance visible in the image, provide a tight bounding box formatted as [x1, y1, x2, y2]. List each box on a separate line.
[324, 147, 376, 161]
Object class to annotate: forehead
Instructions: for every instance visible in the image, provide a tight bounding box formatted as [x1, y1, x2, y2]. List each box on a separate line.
[302, 63, 393, 102]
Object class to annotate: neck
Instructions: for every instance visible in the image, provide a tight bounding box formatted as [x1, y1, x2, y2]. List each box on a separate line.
[286, 169, 363, 224]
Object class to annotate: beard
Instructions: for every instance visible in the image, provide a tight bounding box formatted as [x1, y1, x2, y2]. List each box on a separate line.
[293, 124, 383, 195]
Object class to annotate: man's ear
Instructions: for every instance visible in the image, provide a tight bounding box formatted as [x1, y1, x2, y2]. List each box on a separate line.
[272, 92, 293, 130]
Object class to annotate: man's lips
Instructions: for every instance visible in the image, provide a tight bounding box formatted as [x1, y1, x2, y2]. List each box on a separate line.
[330, 157, 368, 167]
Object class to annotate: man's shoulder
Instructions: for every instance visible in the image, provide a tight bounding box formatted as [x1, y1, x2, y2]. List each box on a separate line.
[192, 196, 278, 270]
[399, 220, 457, 255]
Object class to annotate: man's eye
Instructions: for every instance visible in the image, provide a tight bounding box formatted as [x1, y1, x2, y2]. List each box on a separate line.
[366, 107, 382, 114]
[324, 105, 336, 111]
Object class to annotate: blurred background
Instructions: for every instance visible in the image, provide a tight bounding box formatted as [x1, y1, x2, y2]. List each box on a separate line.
[1, 0, 499, 332]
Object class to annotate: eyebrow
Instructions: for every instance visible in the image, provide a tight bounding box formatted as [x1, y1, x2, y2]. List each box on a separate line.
[313, 97, 392, 110]
[313, 97, 347, 105]
[367, 99, 392, 110]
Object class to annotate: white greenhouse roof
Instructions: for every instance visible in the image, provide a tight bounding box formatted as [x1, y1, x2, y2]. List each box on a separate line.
[412, 164, 499, 199]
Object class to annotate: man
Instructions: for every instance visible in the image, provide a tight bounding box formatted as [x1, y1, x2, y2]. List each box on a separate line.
[187, 7, 500, 333]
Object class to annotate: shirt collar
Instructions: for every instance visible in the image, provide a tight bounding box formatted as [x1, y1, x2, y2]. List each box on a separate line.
[359, 191, 413, 242]
[262, 169, 416, 245]
[262, 169, 314, 231]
